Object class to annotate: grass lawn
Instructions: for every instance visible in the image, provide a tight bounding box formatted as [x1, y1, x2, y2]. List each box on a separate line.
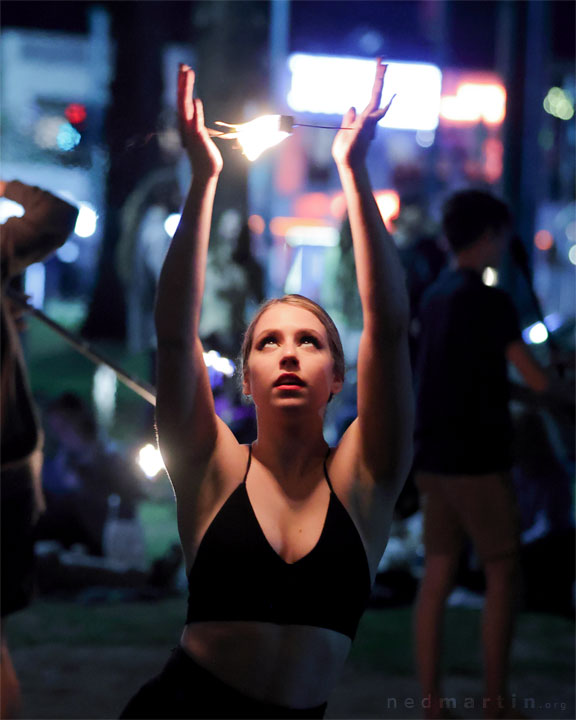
[9, 596, 574, 684]
[26, 308, 153, 446]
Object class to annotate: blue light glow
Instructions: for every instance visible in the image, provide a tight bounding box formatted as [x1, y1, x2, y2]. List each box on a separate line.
[522, 314, 565, 344]
[56, 240, 80, 263]
[543, 313, 563, 332]
[522, 321, 549, 345]
[24, 263, 46, 308]
[56, 122, 81, 151]
[287, 54, 442, 131]
[0, 199, 25, 223]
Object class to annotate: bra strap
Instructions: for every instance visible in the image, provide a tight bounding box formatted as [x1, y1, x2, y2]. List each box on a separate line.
[323, 447, 334, 493]
[241, 444, 253, 484]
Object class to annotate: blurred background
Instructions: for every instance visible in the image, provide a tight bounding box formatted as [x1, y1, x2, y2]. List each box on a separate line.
[1, 1, 574, 718]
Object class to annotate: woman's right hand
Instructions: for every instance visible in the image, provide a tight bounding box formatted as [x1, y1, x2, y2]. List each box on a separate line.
[178, 64, 223, 179]
[331, 58, 394, 171]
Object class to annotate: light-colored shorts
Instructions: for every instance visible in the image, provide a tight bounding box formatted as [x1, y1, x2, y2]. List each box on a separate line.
[416, 471, 520, 562]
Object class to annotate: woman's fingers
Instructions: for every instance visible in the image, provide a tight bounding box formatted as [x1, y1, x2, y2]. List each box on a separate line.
[177, 66, 187, 139]
[342, 106, 357, 128]
[366, 59, 386, 114]
[183, 68, 195, 124]
[178, 64, 196, 138]
[379, 93, 396, 119]
[192, 98, 205, 133]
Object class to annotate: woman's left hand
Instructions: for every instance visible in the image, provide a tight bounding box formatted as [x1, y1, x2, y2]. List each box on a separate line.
[331, 58, 395, 170]
[178, 64, 223, 179]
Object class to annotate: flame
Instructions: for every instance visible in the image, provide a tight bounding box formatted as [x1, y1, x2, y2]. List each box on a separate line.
[210, 115, 293, 161]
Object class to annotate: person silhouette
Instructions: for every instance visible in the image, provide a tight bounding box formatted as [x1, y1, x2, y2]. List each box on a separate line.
[413, 189, 550, 720]
[1, 179, 78, 718]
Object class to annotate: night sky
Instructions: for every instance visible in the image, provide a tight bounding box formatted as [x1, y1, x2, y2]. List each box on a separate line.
[3, 1, 574, 70]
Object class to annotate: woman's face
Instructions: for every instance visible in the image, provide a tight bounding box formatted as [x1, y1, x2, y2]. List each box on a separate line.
[243, 304, 343, 412]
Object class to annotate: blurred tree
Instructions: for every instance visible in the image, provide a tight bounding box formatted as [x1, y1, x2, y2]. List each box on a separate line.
[83, 0, 270, 341]
[82, 1, 187, 340]
[190, 0, 270, 258]
[188, 1, 271, 344]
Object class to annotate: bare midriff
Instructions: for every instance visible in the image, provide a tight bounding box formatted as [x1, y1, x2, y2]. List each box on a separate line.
[180, 620, 352, 708]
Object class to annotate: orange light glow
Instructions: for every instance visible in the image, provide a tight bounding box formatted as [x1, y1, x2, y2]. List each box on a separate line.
[440, 73, 506, 126]
[534, 230, 554, 251]
[374, 190, 400, 228]
[248, 214, 265, 234]
[270, 217, 330, 237]
[294, 193, 332, 218]
[330, 193, 347, 221]
[483, 138, 503, 183]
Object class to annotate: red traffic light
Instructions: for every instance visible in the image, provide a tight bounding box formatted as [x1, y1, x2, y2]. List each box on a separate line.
[65, 103, 87, 125]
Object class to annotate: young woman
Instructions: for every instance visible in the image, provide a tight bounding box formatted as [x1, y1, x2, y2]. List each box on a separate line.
[120, 58, 413, 719]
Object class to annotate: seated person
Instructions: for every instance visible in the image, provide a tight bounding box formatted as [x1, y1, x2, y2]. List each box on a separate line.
[38, 392, 146, 556]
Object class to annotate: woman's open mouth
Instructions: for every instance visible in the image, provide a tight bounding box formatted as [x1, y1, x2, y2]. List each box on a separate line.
[274, 374, 306, 389]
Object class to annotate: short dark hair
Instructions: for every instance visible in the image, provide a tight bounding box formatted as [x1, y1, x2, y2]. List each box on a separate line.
[442, 189, 511, 253]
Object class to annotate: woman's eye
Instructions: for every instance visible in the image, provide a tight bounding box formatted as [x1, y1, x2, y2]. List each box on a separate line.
[259, 337, 277, 348]
[301, 336, 319, 346]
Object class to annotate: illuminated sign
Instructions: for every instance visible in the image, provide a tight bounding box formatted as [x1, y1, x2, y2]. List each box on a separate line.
[287, 54, 442, 131]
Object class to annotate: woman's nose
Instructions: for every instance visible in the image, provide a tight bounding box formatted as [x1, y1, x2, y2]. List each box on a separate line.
[280, 343, 299, 365]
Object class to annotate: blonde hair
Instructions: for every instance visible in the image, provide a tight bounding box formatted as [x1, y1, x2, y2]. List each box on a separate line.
[240, 295, 345, 383]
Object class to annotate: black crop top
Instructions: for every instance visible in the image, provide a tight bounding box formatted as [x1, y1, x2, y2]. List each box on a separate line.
[186, 447, 372, 640]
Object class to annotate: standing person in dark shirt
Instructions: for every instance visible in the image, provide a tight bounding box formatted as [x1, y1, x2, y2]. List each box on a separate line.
[1, 179, 78, 719]
[413, 190, 549, 720]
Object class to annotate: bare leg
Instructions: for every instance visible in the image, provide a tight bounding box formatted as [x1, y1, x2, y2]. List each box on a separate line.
[415, 553, 460, 720]
[1, 629, 21, 719]
[482, 553, 520, 720]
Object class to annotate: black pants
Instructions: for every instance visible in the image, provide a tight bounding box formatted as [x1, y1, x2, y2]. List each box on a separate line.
[120, 647, 327, 719]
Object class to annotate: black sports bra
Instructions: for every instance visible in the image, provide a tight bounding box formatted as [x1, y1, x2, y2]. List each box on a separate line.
[186, 447, 372, 640]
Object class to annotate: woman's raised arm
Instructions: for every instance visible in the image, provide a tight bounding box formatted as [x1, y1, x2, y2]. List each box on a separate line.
[154, 65, 228, 471]
[333, 59, 413, 492]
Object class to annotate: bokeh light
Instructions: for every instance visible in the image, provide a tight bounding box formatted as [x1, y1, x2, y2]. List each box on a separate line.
[248, 214, 265, 234]
[543, 87, 574, 121]
[56, 122, 82, 151]
[56, 240, 80, 263]
[137, 443, 165, 479]
[74, 203, 98, 238]
[534, 229, 554, 251]
[523, 321, 549, 345]
[164, 213, 181, 238]
[374, 190, 400, 227]
[0, 198, 24, 223]
[482, 267, 498, 286]
[440, 82, 506, 125]
[64, 103, 87, 125]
